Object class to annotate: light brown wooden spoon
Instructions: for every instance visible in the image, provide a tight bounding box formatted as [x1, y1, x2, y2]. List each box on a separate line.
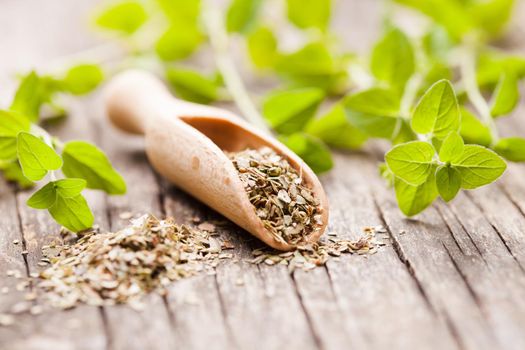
[104, 70, 329, 251]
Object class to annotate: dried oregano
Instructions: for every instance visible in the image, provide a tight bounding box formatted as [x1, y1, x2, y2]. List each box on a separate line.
[228, 147, 323, 246]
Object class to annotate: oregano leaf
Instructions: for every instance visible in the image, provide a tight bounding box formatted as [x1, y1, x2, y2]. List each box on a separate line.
[385, 141, 436, 185]
[62, 64, 104, 95]
[371, 28, 415, 92]
[490, 73, 519, 117]
[247, 26, 278, 69]
[48, 193, 94, 232]
[411, 79, 460, 139]
[9, 72, 55, 122]
[0, 110, 31, 161]
[95, 1, 148, 35]
[17, 132, 62, 181]
[156, 22, 203, 61]
[394, 166, 438, 217]
[226, 0, 261, 33]
[439, 132, 464, 163]
[27, 182, 58, 209]
[262, 88, 324, 134]
[343, 88, 400, 139]
[280, 133, 333, 174]
[459, 107, 492, 147]
[436, 165, 461, 202]
[286, 0, 331, 31]
[62, 141, 126, 194]
[305, 103, 367, 149]
[494, 137, 525, 162]
[166, 67, 220, 104]
[451, 145, 506, 189]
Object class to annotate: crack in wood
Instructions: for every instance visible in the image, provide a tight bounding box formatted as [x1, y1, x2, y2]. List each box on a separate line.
[213, 272, 241, 350]
[289, 273, 324, 350]
[99, 306, 114, 350]
[13, 189, 31, 277]
[465, 192, 525, 273]
[435, 203, 488, 266]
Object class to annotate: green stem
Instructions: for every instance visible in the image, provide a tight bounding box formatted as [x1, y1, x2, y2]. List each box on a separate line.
[460, 43, 499, 144]
[203, 4, 272, 134]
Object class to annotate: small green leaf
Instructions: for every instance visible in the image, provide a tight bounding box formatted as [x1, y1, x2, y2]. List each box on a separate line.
[1, 161, 34, 189]
[394, 166, 438, 216]
[494, 137, 525, 162]
[305, 103, 367, 149]
[17, 132, 62, 181]
[477, 51, 525, 87]
[385, 141, 436, 185]
[275, 41, 348, 93]
[166, 67, 220, 104]
[286, 0, 331, 31]
[27, 182, 57, 209]
[370, 28, 415, 92]
[62, 141, 126, 194]
[156, 0, 201, 24]
[226, 0, 261, 33]
[452, 145, 506, 189]
[280, 133, 333, 174]
[262, 88, 324, 134]
[439, 132, 464, 163]
[62, 64, 104, 95]
[55, 178, 87, 198]
[436, 165, 461, 202]
[10, 72, 57, 122]
[411, 79, 460, 139]
[0, 110, 31, 161]
[247, 26, 278, 69]
[95, 1, 147, 35]
[27, 179, 86, 210]
[343, 88, 400, 139]
[155, 22, 203, 61]
[459, 107, 492, 147]
[490, 73, 519, 117]
[48, 194, 94, 232]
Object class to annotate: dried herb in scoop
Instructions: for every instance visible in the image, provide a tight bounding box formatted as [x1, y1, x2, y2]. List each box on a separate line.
[228, 147, 323, 246]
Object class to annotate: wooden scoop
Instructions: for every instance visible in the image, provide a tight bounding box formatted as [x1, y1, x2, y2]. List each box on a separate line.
[104, 70, 329, 251]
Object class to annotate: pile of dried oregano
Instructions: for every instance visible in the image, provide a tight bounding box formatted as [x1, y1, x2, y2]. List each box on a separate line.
[0, 214, 386, 325]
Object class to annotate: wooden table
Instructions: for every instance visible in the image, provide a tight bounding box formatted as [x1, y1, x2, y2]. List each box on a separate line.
[1, 0, 525, 349]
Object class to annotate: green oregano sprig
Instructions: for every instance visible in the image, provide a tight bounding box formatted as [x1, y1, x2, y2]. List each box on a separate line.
[1, 68, 125, 232]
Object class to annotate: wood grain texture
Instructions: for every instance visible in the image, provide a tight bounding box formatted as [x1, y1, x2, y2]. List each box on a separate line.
[1, 0, 525, 349]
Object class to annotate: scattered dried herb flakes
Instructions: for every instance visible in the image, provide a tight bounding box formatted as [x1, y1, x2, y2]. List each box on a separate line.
[0, 216, 389, 324]
[250, 225, 389, 272]
[228, 147, 323, 246]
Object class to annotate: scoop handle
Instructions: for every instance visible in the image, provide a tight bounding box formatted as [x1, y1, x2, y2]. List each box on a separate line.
[104, 70, 170, 134]
[105, 70, 238, 135]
